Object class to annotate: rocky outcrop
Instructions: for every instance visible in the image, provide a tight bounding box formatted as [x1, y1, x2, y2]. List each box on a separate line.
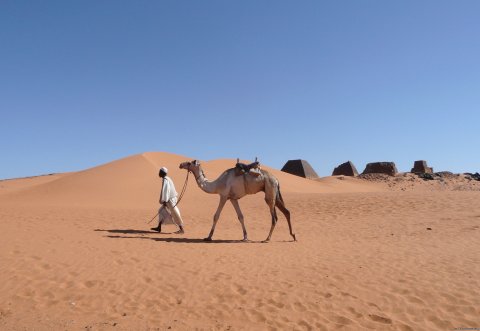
[434, 171, 456, 179]
[466, 172, 480, 181]
[332, 161, 358, 177]
[362, 162, 398, 176]
[418, 173, 435, 181]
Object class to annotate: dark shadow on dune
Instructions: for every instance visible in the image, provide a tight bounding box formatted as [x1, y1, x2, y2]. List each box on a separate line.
[94, 228, 177, 235]
[101, 233, 266, 244]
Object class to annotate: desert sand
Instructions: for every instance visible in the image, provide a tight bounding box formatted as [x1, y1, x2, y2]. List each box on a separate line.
[0, 152, 479, 330]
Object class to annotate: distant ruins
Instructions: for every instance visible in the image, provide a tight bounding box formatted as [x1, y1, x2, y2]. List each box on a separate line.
[411, 160, 433, 174]
[281, 159, 319, 179]
[332, 161, 358, 177]
[362, 162, 398, 176]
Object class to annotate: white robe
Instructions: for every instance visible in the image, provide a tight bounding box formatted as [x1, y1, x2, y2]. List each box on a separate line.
[160, 176, 178, 203]
[159, 176, 183, 226]
[158, 205, 175, 225]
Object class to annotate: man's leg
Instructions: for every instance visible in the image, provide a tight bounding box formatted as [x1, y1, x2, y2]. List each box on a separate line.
[167, 202, 184, 234]
[151, 208, 163, 232]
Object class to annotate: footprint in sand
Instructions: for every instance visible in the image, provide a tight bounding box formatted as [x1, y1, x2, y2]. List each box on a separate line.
[427, 315, 454, 329]
[267, 299, 284, 309]
[347, 307, 363, 318]
[0, 309, 11, 319]
[46, 299, 59, 307]
[330, 314, 353, 326]
[298, 320, 314, 330]
[368, 314, 392, 324]
[21, 288, 36, 297]
[233, 284, 247, 295]
[340, 291, 358, 299]
[143, 276, 153, 283]
[41, 291, 55, 299]
[114, 259, 124, 265]
[212, 272, 232, 282]
[247, 309, 266, 323]
[407, 295, 424, 304]
[398, 323, 415, 331]
[367, 302, 380, 309]
[293, 301, 307, 312]
[84, 280, 104, 288]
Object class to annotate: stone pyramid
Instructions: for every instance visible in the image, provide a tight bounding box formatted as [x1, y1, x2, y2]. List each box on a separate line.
[332, 161, 359, 176]
[281, 160, 319, 179]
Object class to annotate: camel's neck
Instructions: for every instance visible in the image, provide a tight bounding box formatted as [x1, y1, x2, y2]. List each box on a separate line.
[191, 166, 220, 194]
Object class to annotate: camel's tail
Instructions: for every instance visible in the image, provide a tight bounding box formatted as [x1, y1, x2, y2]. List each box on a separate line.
[276, 183, 284, 203]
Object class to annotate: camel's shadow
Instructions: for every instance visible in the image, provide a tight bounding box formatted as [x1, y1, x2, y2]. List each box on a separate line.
[94, 229, 268, 244]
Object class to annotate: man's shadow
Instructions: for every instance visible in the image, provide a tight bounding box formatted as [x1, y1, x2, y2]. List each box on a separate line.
[94, 229, 265, 244]
[94, 228, 176, 235]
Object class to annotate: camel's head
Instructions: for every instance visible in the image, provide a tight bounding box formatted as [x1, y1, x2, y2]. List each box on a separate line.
[179, 160, 201, 172]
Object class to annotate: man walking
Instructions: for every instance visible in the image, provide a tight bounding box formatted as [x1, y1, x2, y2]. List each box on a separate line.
[151, 167, 185, 234]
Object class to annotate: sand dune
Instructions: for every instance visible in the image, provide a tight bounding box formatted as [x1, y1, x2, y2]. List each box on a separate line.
[0, 152, 380, 209]
[1, 153, 180, 208]
[0, 173, 68, 195]
[1, 152, 479, 330]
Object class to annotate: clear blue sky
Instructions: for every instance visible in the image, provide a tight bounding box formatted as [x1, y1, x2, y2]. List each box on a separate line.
[1, 1, 479, 179]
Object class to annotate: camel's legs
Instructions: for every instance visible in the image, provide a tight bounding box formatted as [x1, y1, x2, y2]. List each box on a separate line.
[264, 198, 278, 242]
[230, 199, 248, 241]
[275, 196, 296, 241]
[205, 196, 228, 241]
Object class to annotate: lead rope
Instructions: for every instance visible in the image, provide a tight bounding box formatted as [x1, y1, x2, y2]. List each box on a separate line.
[172, 170, 190, 208]
[146, 210, 160, 224]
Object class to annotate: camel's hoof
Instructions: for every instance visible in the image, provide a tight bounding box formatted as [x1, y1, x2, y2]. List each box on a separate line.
[292, 234, 297, 241]
[241, 238, 250, 242]
[262, 239, 270, 243]
[203, 237, 212, 242]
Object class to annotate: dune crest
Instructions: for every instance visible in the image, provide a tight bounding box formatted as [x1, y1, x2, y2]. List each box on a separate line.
[1, 152, 381, 208]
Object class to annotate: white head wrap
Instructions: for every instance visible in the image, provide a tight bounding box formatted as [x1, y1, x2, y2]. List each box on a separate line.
[160, 167, 168, 174]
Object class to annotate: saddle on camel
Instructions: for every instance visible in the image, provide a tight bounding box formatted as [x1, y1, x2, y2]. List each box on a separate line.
[234, 157, 262, 177]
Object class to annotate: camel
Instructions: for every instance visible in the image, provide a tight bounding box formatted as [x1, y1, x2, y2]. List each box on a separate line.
[179, 160, 296, 242]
